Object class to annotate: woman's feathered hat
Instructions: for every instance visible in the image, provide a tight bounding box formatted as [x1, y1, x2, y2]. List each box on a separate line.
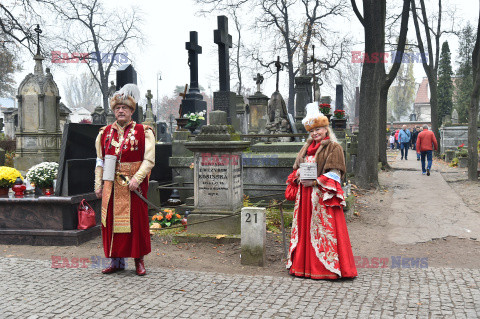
[302, 102, 329, 131]
[110, 83, 141, 111]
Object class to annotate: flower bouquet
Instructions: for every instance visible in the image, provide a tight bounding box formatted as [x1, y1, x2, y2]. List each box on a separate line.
[333, 109, 346, 119]
[184, 111, 205, 132]
[456, 143, 468, 158]
[25, 162, 58, 188]
[319, 103, 331, 115]
[150, 208, 182, 229]
[0, 166, 22, 189]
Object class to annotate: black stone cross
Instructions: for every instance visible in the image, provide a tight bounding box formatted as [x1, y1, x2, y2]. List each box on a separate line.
[186, 31, 202, 94]
[214, 16, 232, 92]
[34, 24, 42, 55]
[274, 56, 283, 92]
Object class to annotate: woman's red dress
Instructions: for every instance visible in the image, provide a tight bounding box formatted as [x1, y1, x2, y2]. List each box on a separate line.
[287, 140, 357, 279]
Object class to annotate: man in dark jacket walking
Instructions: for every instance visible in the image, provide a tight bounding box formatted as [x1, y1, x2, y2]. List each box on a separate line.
[411, 127, 420, 160]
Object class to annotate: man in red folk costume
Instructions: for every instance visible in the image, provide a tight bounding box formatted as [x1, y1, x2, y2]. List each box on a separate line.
[285, 102, 357, 279]
[94, 84, 155, 276]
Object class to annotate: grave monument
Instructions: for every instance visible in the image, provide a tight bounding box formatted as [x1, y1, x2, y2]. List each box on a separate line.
[213, 16, 240, 131]
[15, 25, 62, 171]
[185, 111, 249, 234]
[179, 31, 207, 120]
[248, 73, 269, 134]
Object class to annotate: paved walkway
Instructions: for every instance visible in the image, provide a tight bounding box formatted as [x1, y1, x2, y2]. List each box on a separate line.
[387, 152, 480, 244]
[1, 257, 479, 318]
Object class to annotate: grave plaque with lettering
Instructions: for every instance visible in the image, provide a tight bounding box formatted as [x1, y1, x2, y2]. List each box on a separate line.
[195, 152, 242, 211]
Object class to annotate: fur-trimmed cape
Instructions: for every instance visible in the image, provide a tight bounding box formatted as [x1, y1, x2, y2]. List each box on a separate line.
[293, 138, 346, 179]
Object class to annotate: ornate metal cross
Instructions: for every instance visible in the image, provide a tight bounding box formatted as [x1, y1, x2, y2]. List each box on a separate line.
[34, 24, 42, 55]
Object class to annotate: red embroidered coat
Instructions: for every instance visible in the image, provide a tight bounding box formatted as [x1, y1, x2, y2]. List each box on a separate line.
[286, 138, 357, 279]
[95, 121, 155, 258]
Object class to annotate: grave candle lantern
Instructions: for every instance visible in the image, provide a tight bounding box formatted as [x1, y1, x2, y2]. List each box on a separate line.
[12, 177, 26, 197]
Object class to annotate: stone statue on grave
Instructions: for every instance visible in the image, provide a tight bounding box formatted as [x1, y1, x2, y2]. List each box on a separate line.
[108, 81, 116, 98]
[267, 91, 288, 123]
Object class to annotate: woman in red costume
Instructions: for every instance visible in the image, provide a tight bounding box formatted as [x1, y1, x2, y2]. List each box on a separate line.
[286, 102, 357, 279]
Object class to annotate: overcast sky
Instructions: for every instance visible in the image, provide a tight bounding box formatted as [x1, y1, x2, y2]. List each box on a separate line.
[13, 0, 480, 107]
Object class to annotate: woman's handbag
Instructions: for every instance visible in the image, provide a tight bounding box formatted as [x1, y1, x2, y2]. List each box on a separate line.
[285, 170, 299, 201]
[77, 199, 96, 230]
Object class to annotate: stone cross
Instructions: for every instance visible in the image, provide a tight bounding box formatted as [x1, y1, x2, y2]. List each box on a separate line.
[254, 73, 264, 93]
[274, 56, 283, 92]
[145, 89, 154, 122]
[214, 16, 232, 92]
[186, 31, 202, 94]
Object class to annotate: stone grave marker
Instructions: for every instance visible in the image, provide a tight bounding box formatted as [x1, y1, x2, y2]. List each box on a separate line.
[116, 64, 141, 123]
[213, 16, 239, 131]
[179, 31, 207, 119]
[14, 25, 62, 171]
[241, 207, 266, 267]
[55, 123, 104, 196]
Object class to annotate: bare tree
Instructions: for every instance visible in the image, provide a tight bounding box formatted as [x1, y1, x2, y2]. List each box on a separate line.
[330, 59, 362, 120]
[195, 0, 351, 113]
[410, 0, 457, 154]
[40, 0, 144, 112]
[0, 1, 43, 55]
[351, 0, 410, 187]
[468, 7, 480, 181]
[63, 73, 102, 112]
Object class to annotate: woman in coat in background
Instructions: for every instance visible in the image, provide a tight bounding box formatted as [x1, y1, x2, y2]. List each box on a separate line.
[285, 102, 357, 280]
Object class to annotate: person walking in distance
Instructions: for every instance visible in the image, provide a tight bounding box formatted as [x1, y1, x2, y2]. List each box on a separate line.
[394, 129, 400, 150]
[411, 126, 420, 161]
[398, 125, 411, 160]
[416, 125, 438, 176]
[389, 133, 395, 150]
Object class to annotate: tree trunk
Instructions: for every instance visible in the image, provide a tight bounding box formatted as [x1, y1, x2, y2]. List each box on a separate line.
[428, 77, 441, 154]
[378, 84, 390, 168]
[355, 0, 386, 188]
[467, 94, 479, 180]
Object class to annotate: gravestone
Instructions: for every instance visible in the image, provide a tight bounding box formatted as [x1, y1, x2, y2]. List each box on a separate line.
[241, 207, 266, 267]
[335, 84, 343, 111]
[91, 106, 106, 125]
[294, 74, 312, 133]
[3, 108, 16, 139]
[235, 94, 248, 134]
[116, 64, 141, 123]
[14, 26, 62, 171]
[248, 78, 269, 134]
[179, 31, 207, 120]
[55, 123, 104, 196]
[184, 110, 250, 234]
[320, 96, 332, 105]
[156, 122, 171, 143]
[213, 16, 240, 131]
[452, 109, 459, 124]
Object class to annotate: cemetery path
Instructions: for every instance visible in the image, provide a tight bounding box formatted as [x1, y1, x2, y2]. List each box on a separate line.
[1, 256, 479, 318]
[387, 152, 480, 245]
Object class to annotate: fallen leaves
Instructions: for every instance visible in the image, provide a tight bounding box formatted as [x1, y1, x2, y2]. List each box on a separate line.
[215, 235, 226, 239]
